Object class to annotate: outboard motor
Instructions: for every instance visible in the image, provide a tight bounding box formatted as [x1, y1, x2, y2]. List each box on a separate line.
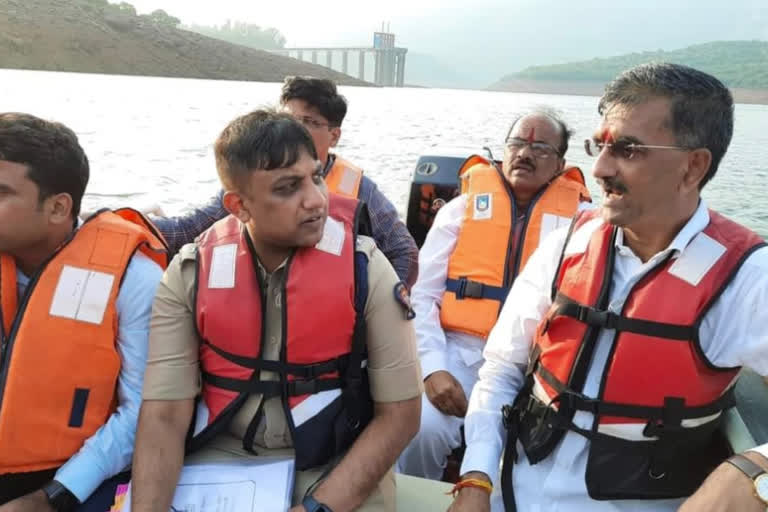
[406, 152, 501, 247]
[405, 155, 463, 247]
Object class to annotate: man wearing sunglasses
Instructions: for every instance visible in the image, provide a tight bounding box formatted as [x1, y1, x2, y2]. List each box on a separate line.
[397, 111, 591, 481]
[450, 63, 768, 512]
[147, 76, 419, 288]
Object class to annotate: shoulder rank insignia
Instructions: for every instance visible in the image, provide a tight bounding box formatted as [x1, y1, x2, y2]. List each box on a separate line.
[393, 281, 416, 320]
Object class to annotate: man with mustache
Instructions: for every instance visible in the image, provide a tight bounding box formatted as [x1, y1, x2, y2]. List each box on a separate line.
[130, 110, 422, 512]
[396, 111, 591, 481]
[450, 63, 768, 512]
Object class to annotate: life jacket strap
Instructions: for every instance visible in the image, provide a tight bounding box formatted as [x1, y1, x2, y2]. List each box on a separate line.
[547, 292, 696, 340]
[446, 277, 509, 302]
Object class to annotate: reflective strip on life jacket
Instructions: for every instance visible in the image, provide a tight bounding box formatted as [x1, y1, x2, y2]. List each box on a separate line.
[0, 209, 167, 474]
[326, 155, 363, 198]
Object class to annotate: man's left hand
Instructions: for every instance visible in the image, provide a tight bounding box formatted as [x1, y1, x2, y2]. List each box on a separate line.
[679, 452, 768, 512]
[0, 491, 54, 512]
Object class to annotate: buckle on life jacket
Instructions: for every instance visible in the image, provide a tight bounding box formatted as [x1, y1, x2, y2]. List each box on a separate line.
[576, 305, 618, 330]
[453, 277, 484, 299]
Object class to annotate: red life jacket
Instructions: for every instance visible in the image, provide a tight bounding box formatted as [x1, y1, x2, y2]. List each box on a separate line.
[191, 196, 372, 470]
[505, 209, 765, 502]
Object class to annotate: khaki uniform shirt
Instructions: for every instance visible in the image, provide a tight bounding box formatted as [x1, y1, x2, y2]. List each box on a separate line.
[142, 234, 422, 509]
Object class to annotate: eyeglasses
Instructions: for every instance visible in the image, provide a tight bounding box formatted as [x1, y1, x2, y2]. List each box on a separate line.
[505, 138, 560, 159]
[295, 116, 332, 130]
[584, 139, 692, 160]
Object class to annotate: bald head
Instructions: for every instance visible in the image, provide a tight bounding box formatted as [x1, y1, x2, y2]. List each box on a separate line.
[506, 111, 572, 157]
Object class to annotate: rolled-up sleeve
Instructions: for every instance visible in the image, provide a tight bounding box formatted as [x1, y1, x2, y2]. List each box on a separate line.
[360, 237, 423, 403]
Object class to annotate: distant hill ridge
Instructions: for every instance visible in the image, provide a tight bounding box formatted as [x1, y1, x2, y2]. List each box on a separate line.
[490, 41, 768, 103]
[0, 0, 369, 85]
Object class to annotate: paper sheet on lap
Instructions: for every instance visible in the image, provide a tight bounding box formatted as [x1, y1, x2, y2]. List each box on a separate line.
[114, 457, 295, 512]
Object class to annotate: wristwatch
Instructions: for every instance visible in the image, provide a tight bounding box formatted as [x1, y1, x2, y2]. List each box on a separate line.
[302, 494, 334, 512]
[41, 480, 80, 512]
[726, 453, 768, 510]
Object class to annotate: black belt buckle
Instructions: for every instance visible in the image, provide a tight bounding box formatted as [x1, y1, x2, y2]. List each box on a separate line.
[464, 280, 484, 298]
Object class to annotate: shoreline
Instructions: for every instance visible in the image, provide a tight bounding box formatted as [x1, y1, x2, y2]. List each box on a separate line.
[488, 79, 768, 105]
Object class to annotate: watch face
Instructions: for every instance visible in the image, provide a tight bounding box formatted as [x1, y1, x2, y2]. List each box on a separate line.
[755, 474, 768, 503]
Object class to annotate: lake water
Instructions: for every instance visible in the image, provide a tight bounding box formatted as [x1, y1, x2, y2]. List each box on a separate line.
[1, 69, 766, 236]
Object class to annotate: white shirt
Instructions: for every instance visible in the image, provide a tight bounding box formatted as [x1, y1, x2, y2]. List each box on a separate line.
[413, 194, 594, 379]
[460, 200, 768, 511]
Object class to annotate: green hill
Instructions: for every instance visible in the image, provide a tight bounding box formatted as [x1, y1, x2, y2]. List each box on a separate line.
[490, 41, 768, 101]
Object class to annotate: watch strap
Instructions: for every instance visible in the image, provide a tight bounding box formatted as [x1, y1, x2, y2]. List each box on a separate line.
[42, 480, 79, 512]
[727, 453, 767, 480]
[302, 494, 333, 512]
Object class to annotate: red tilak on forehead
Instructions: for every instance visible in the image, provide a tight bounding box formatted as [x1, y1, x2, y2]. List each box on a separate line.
[526, 127, 536, 143]
[601, 129, 615, 143]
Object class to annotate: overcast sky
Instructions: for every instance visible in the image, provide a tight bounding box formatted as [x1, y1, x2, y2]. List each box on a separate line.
[126, 0, 768, 87]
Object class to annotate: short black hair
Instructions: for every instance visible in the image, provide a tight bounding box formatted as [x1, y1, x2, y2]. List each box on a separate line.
[214, 108, 317, 190]
[598, 62, 734, 189]
[0, 113, 89, 218]
[279, 76, 347, 127]
[506, 109, 574, 158]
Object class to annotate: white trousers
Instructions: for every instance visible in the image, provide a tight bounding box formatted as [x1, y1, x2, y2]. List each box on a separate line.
[396, 342, 482, 480]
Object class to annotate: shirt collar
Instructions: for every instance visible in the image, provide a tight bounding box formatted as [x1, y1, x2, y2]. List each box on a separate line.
[614, 199, 710, 258]
[321, 153, 336, 178]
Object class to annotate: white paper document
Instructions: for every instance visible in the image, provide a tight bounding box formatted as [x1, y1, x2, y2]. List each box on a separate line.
[121, 457, 295, 512]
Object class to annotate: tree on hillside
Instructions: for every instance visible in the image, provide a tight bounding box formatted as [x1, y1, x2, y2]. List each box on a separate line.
[148, 9, 180, 28]
[116, 2, 137, 16]
[185, 21, 287, 50]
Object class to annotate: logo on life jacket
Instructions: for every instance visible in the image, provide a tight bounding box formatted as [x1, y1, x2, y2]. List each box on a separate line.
[473, 193, 492, 220]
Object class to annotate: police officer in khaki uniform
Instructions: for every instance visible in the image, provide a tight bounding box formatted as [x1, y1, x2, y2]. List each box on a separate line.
[130, 109, 422, 512]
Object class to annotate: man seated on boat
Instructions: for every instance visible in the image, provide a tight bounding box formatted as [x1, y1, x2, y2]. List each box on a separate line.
[0, 113, 167, 511]
[130, 109, 422, 512]
[148, 76, 419, 288]
[396, 110, 592, 480]
[450, 63, 768, 512]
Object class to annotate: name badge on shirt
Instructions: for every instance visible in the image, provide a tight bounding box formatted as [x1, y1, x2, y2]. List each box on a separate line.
[473, 193, 492, 220]
[49, 265, 115, 324]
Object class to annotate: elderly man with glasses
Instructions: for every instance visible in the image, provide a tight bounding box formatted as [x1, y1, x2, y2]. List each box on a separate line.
[396, 110, 592, 482]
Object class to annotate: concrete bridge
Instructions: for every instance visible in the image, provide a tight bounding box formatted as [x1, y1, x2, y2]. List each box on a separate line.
[269, 32, 407, 87]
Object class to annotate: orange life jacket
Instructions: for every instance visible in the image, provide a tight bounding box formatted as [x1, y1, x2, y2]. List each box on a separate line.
[191, 196, 372, 470]
[0, 209, 168, 474]
[440, 161, 591, 339]
[325, 155, 363, 198]
[507, 209, 766, 501]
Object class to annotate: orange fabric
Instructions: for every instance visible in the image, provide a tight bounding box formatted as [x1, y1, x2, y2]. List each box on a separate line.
[0, 209, 167, 474]
[458, 155, 494, 194]
[518, 166, 591, 271]
[440, 164, 589, 339]
[325, 155, 363, 198]
[0, 255, 16, 339]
